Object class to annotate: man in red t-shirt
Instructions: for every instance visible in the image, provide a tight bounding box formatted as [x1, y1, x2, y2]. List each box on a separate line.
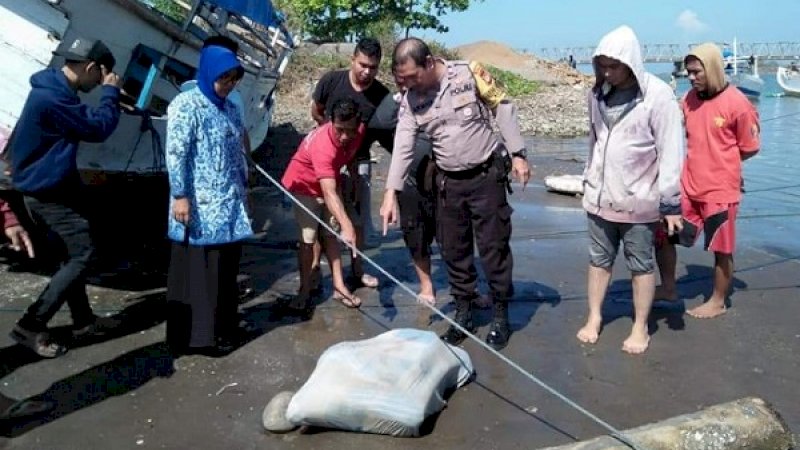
[656, 43, 760, 319]
[310, 38, 388, 291]
[281, 98, 365, 313]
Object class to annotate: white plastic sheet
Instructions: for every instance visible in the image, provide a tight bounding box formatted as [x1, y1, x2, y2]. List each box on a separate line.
[544, 174, 584, 195]
[286, 328, 474, 437]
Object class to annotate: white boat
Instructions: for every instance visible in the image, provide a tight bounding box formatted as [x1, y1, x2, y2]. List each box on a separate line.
[724, 38, 763, 99]
[776, 67, 800, 97]
[0, 0, 293, 254]
[0, 0, 293, 176]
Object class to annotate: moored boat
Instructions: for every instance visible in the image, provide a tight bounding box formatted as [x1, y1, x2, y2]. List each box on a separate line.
[0, 0, 293, 268]
[724, 38, 763, 99]
[776, 66, 800, 97]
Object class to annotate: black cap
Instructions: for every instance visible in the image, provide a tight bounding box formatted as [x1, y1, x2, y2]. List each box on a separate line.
[54, 38, 116, 71]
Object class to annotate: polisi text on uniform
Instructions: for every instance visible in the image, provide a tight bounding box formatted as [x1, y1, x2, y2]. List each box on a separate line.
[451, 83, 474, 95]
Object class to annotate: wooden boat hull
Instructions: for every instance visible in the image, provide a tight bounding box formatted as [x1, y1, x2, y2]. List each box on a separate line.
[1, 0, 286, 175]
[0, 0, 290, 270]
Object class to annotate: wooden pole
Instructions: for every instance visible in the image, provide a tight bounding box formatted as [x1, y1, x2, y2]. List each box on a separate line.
[541, 397, 794, 450]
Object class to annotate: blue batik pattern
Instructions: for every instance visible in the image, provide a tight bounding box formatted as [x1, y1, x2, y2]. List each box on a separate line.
[165, 88, 252, 245]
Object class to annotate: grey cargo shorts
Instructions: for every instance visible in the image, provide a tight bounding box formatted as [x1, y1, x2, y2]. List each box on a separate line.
[587, 213, 657, 274]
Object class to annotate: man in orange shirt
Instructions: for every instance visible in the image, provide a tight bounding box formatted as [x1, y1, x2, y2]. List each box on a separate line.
[656, 43, 760, 319]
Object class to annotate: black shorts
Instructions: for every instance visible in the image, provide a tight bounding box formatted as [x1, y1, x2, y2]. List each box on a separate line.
[398, 183, 435, 260]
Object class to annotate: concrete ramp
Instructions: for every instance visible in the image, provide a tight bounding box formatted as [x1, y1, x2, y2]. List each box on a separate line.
[542, 397, 794, 450]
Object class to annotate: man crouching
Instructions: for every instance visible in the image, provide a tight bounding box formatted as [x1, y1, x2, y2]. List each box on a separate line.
[281, 98, 365, 313]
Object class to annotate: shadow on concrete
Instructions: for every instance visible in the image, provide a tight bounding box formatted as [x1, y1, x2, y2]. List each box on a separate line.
[0, 291, 305, 438]
[0, 341, 175, 438]
[599, 262, 751, 335]
[672, 264, 748, 304]
[471, 380, 581, 443]
[463, 280, 562, 331]
[368, 245, 450, 324]
[0, 292, 169, 381]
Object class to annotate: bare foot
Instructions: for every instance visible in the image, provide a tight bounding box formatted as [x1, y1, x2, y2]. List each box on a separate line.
[654, 285, 678, 302]
[576, 316, 602, 344]
[622, 327, 650, 354]
[687, 301, 727, 319]
[417, 289, 436, 306]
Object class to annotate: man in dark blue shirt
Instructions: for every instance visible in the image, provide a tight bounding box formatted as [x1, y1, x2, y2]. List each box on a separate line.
[7, 37, 122, 358]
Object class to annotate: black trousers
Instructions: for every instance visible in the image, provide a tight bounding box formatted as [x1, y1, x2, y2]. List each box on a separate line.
[435, 163, 514, 300]
[166, 241, 242, 349]
[398, 180, 436, 260]
[17, 192, 97, 332]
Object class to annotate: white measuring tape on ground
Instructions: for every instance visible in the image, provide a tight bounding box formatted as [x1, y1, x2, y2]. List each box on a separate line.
[246, 153, 647, 450]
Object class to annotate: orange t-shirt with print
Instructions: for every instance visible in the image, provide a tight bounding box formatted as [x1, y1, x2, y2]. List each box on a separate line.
[681, 86, 760, 203]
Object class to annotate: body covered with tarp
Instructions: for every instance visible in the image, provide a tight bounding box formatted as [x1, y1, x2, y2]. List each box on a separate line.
[286, 328, 474, 436]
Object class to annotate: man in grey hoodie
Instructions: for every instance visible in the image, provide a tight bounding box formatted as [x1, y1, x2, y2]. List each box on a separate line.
[577, 26, 684, 354]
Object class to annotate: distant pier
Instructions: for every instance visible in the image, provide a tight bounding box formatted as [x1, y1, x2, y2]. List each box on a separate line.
[524, 42, 800, 64]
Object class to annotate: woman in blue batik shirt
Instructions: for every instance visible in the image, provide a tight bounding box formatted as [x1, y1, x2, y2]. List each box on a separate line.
[165, 45, 251, 355]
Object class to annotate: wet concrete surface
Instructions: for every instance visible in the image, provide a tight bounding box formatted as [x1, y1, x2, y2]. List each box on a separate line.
[1, 141, 799, 449]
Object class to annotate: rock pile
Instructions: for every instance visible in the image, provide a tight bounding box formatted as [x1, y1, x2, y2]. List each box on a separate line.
[271, 41, 593, 138]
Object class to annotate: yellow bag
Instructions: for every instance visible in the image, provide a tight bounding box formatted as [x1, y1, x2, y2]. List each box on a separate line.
[468, 61, 507, 109]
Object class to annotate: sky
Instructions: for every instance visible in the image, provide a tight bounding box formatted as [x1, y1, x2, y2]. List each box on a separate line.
[420, 0, 800, 52]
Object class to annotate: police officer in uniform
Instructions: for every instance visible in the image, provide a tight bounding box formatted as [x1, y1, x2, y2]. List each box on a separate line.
[380, 38, 531, 350]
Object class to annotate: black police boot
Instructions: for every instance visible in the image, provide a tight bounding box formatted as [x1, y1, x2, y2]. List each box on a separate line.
[441, 296, 475, 345]
[486, 300, 511, 350]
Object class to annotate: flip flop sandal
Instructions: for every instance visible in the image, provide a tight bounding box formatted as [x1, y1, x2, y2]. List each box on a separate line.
[1, 399, 55, 420]
[9, 326, 67, 358]
[333, 291, 361, 308]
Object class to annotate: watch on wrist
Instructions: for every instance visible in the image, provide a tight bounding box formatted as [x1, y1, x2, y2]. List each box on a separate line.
[511, 149, 528, 159]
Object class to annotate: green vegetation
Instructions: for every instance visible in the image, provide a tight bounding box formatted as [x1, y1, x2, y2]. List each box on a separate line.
[272, 0, 482, 42]
[151, 0, 187, 24]
[484, 65, 539, 97]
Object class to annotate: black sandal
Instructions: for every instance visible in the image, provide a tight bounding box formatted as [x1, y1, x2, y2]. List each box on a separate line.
[273, 295, 314, 319]
[9, 326, 67, 358]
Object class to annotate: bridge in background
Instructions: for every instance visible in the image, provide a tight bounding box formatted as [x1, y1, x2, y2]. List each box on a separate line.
[527, 42, 800, 64]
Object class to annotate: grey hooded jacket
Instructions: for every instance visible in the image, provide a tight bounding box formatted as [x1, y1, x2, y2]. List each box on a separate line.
[583, 25, 684, 223]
